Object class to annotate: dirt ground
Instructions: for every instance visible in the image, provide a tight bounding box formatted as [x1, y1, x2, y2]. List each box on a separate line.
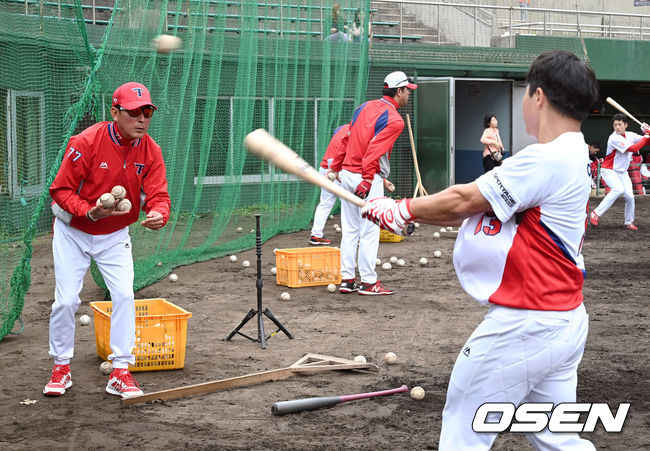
[1, 195, 648, 450]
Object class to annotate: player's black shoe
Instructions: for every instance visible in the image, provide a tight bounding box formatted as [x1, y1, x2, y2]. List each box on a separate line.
[339, 279, 358, 293]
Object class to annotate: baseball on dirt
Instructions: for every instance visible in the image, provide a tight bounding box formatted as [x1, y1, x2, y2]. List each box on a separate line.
[111, 185, 127, 200]
[169, 273, 178, 282]
[327, 172, 337, 181]
[397, 258, 405, 266]
[327, 283, 336, 292]
[329, 215, 334, 219]
[153, 34, 182, 54]
[414, 222, 420, 228]
[375, 258, 381, 265]
[382, 262, 392, 270]
[446, 226, 453, 231]
[116, 198, 132, 212]
[236, 227, 243, 233]
[433, 232, 440, 238]
[353, 355, 367, 363]
[242, 260, 250, 268]
[270, 266, 277, 275]
[440, 227, 447, 233]
[156, 261, 163, 267]
[100, 361, 113, 375]
[419, 257, 428, 266]
[229, 255, 237, 262]
[280, 292, 291, 301]
[384, 352, 397, 365]
[410, 386, 425, 400]
[335, 227, 341, 233]
[250, 229, 255, 233]
[389, 256, 398, 264]
[99, 193, 115, 208]
[79, 314, 90, 326]
[434, 250, 442, 258]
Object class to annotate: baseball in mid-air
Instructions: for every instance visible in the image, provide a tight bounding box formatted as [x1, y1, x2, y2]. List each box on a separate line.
[242, 260, 250, 268]
[153, 34, 182, 54]
[99, 360, 113, 375]
[280, 292, 291, 301]
[389, 256, 398, 264]
[116, 198, 132, 212]
[434, 251, 442, 258]
[270, 266, 277, 275]
[229, 255, 237, 262]
[327, 172, 337, 181]
[419, 257, 428, 266]
[169, 273, 178, 282]
[79, 314, 90, 326]
[111, 185, 127, 200]
[382, 262, 392, 270]
[410, 386, 425, 400]
[433, 232, 440, 238]
[384, 352, 397, 365]
[327, 283, 336, 292]
[353, 355, 367, 363]
[99, 193, 115, 208]
[397, 258, 405, 266]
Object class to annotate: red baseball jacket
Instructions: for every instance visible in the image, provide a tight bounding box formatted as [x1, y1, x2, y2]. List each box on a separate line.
[50, 121, 171, 235]
[320, 124, 350, 169]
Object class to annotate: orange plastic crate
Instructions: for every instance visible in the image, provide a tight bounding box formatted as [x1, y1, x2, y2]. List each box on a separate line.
[275, 247, 342, 287]
[380, 229, 404, 242]
[90, 298, 192, 372]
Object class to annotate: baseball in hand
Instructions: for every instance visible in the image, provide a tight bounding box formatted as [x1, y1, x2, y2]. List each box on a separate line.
[169, 273, 178, 282]
[99, 193, 115, 208]
[419, 257, 428, 266]
[79, 314, 90, 326]
[242, 260, 250, 268]
[327, 172, 337, 181]
[410, 386, 425, 400]
[434, 251, 442, 258]
[111, 185, 127, 200]
[353, 355, 367, 363]
[116, 198, 132, 212]
[384, 352, 397, 365]
[153, 34, 182, 53]
[100, 361, 113, 375]
[327, 283, 336, 292]
[280, 292, 291, 301]
[229, 255, 237, 262]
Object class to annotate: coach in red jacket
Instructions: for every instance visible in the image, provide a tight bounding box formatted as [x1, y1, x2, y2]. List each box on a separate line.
[44, 82, 171, 399]
[330, 71, 416, 295]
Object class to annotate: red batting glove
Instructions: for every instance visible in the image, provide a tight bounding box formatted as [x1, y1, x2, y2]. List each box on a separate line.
[641, 122, 650, 134]
[361, 197, 414, 235]
[354, 180, 372, 199]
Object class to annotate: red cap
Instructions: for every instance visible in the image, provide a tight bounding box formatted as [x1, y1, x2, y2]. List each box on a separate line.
[112, 82, 157, 110]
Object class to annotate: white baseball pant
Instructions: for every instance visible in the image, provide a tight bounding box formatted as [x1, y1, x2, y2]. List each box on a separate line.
[49, 218, 136, 369]
[439, 303, 594, 451]
[310, 167, 339, 238]
[339, 170, 383, 283]
[593, 168, 635, 225]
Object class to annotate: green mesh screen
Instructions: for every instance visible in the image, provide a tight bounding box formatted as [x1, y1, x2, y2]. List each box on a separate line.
[0, 0, 371, 340]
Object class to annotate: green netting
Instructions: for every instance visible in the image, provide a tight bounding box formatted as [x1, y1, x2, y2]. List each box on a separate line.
[0, 0, 371, 340]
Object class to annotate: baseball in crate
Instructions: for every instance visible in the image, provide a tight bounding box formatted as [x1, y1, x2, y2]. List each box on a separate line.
[44, 82, 171, 400]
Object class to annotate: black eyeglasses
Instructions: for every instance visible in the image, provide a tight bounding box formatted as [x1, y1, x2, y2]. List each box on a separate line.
[116, 105, 155, 118]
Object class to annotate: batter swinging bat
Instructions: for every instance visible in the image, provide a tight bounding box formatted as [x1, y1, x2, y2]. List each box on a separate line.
[271, 384, 408, 415]
[606, 97, 644, 127]
[244, 129, 415, 236]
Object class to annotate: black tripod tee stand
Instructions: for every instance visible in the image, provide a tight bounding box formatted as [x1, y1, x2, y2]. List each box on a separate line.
[225, 214, 293, 348]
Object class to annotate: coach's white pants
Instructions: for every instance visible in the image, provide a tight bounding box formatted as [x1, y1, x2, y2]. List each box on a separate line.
[439, 303, 594, 451]
[339, 170, 383, 283]
[594, 168, 635, 225]
[50, 219, 136, 368]
[310, 167, 339, 238]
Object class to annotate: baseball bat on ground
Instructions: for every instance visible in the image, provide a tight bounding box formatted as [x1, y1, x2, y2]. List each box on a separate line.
[271, 384, 408, 415]
[244, 129, 415, 236]
[606, 97, 644, 127]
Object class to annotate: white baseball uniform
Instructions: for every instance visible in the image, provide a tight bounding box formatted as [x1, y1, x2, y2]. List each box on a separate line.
[593, 130, 643, 225]
[310, 166, 340, 238]
[440, 132, 595, 450]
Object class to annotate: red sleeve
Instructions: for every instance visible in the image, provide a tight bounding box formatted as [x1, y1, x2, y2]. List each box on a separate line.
[361, 119, 404, 180]
[49, 136, 95, 217]
[329, 132, 349, 172]
[627, 136, 649, 153]
[142, 145, 171, 225]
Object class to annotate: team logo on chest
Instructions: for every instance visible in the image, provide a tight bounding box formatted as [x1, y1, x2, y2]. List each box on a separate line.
[99, 162, 108, 169]
[134, 163, 145, 175]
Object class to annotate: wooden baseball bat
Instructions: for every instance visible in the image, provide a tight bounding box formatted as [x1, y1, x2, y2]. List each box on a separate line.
[271, 384, 408, 415]
[244, 129, 414, 236]
[606, 97, 644, 127]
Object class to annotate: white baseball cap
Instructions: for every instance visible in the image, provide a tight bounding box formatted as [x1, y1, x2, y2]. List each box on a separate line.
[383, 71, 417, 89]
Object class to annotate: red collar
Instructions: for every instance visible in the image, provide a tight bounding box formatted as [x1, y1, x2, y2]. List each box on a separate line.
[381, 96, 400, 109]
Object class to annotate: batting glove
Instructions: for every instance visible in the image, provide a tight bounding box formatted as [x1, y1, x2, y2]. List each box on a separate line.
[354, 180, 372, 199]
[642, 122, 650, 134]
[361, 197, 414, 235]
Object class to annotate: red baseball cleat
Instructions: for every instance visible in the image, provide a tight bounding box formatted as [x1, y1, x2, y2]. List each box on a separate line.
[43, 364, 72, 396]
[309, 236, 332, 245]
[589, 211, 599, 227]
[625, 223, 638, 230]
[358, 280, 394, 296]
[106, 368, 143, 399]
